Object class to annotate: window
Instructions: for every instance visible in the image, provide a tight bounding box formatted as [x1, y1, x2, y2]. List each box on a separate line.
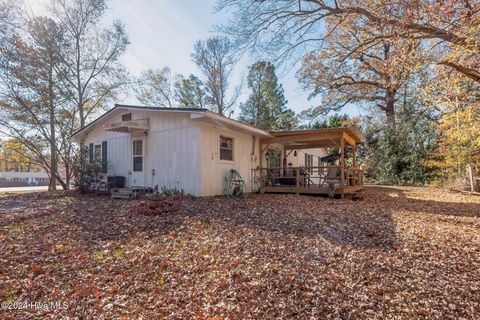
[122, 113, 132, 121]
[305, 154, 313, 173]
[219, 136, 234, 161]
[132, 139, 143, 172]
[94, 144, 101, 162]
[267, 149, 281, 168]
[101, 141, 108, 173]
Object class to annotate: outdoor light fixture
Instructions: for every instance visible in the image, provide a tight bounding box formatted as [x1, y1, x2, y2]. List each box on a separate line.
[293, 150, 297, 157]
[265, 151, 270, 161]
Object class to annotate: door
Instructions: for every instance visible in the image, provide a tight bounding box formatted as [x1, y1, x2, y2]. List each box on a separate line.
[131, 137, 146, 187]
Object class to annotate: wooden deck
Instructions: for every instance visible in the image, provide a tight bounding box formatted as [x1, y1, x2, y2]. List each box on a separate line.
[258, 127, 364, 198]
[262, 185, 363, 196]
[258, 166, 363, 198]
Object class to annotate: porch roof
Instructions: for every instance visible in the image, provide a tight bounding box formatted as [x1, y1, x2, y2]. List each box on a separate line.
[105, 118, 149, 133]
[261, 127, 364, 149]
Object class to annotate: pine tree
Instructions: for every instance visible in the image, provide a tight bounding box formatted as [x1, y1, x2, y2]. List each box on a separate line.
[239, 61, 296, 130]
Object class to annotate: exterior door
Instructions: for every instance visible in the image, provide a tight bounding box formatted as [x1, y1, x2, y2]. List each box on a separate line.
[267, 149, 281, 168]
[131, 137, 146, 187]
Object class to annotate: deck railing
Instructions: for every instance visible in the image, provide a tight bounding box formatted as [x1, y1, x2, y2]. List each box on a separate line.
[258, 166, 363, 189]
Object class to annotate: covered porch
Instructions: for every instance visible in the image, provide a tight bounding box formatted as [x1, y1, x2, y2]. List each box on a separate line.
[258, 127, 364, 198]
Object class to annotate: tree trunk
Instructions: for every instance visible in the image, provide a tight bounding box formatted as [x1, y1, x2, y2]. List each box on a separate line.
[47, 63, 58, 191]
[467, 163, 475, 192]
[384, 89, 396, 125]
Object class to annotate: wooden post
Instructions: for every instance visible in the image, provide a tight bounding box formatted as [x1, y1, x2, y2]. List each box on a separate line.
[352, 145, 357, 167]
[340, 133, 345, 199]
[259, 142, 263, 170]
[296, 167, 300, 195]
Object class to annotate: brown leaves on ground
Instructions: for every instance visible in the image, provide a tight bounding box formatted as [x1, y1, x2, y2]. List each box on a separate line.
[0, 186, 479, 319]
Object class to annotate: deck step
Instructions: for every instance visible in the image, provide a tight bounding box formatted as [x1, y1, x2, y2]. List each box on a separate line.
[111, 188, 136, 199]
[111, 193, 136, 199]
[111, 187, 148, 199]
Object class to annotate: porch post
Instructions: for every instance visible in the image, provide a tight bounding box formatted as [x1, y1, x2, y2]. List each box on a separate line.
[296, 167, 300, 195]
[352, 145, 357, 167]
[259, 141, 263, 169]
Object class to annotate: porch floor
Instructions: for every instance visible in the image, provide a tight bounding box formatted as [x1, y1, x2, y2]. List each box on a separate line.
[261, 185, 363, 196]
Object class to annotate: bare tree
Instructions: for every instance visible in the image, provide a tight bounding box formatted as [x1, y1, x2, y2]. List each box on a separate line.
[0, 17, 68, 190]
[51, 0, 129, 191]
[174, 74, 207, 109]
[217, 0, 480, 82]
[192, 37, 239, 116]
[135, 67, 175, 108]
[52, 0, 129, 128]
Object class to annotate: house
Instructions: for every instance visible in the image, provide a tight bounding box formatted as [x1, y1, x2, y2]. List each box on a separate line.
[0, 171, 50, 187]
[72, 105, 271, 196]
[72, 104, 364, 197]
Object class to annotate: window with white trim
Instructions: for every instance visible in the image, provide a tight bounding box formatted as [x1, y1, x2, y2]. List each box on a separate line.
[132, 139, 143, 172]
[219, 136, 234, 161]
[305, 154, 314, 173]
[94, 144, 101, 162]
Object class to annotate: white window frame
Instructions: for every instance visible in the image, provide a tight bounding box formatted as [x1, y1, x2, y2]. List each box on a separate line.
[132, 139, 144, 172]
[219, 134, 234, 162]
[305, 153, 314, 173]
[94, 144, 102, 163]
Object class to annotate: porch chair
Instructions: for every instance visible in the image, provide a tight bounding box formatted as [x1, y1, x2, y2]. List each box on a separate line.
[322, 167, 341, 198]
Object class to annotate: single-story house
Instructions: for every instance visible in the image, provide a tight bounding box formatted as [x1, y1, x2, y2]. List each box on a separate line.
[72, 105, 271, 196]
[72, 104, 364, 197]
[0, 171, 50, 187]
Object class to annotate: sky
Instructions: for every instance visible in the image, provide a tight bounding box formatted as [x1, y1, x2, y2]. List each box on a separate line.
[24, 0, 360, 121]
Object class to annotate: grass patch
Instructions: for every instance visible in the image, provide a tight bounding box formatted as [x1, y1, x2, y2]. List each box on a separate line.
[114, 247, 127, 259]
[91, 250, 105, 261]
[5, 225, 23, 234]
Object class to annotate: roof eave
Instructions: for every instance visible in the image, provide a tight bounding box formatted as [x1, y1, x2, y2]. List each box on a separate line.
[203, 111, 272, 137]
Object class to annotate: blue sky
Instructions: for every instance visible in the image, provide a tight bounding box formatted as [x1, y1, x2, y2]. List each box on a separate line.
[26, 0, 360, 121]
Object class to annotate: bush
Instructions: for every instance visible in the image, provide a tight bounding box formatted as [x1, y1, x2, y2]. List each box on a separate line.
[155, 185, 184, 196]
[363, 107, 439, 185]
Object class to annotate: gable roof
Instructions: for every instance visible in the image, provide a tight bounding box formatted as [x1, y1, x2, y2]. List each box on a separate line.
[71, 104, 272, 140]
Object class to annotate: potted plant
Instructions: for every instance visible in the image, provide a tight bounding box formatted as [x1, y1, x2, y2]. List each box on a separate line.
[145, 192, 164, 209]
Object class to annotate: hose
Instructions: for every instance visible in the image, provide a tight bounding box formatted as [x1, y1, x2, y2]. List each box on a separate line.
[223, 169, 246, 199]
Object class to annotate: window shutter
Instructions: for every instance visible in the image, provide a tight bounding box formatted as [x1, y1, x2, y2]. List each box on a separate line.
[89, 143, 94, 164]
[102, 141, 107, 173]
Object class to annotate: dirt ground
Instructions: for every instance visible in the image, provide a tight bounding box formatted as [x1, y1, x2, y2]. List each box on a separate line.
[0, 186, 479, 319]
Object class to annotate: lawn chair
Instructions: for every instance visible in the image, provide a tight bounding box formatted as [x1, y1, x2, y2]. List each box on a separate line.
[322, 167, 341, 198]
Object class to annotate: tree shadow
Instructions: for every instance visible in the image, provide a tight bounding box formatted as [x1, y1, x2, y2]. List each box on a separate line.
[369, 185, 480, 218]
[3, 186, 477, 254]
[183, 191, 398, 250]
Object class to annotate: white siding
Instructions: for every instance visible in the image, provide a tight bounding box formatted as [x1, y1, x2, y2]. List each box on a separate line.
[147, 113, 201, 196]
[83, 109, 202, 196]
[199, 122, 260, 196]
[286, 148, 327, 167]
[84, 109, 130, 179]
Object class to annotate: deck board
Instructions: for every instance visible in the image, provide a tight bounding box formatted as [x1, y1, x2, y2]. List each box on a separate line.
[262, 186, 362, 195]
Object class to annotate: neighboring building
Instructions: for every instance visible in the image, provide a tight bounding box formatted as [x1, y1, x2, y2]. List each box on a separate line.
[0, 171, 50, 187]
[72, 105, 271, 197]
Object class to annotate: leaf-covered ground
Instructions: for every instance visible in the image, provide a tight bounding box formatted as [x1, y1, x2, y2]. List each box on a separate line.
[0, 186, 479, 319]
